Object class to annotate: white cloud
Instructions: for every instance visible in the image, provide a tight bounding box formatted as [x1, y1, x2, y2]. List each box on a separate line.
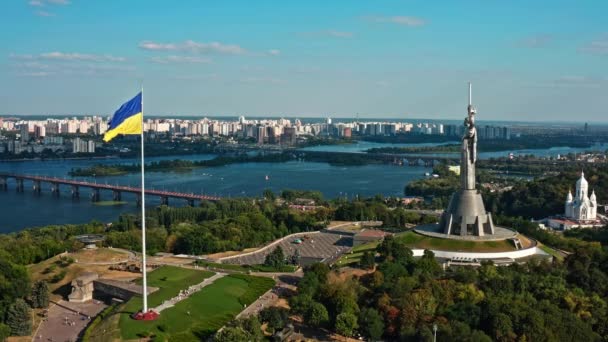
[11, 51, 132, 77]
[149, 55, 212, 64]
[366, 15, 426, 27]
[139, 40, 247, 55]
[579, 35, 608, 55]
[14, 61, 51, 69]
[20, 71, 52, 77]
[11, 52, 127, 63]
[28, 0, 70, 15]
[267, 49, 280, 56]
[13, 52, 127, 62]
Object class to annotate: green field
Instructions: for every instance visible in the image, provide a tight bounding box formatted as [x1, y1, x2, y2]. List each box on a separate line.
[335, 241, 380, 266]
[119, 273, 275, 340]
[195, 260, 298, 273]
[132, 266, 214, 307]
[93, 200, 128, 206]
[539, 244, 564, 261]
[398, 231, 516, 252]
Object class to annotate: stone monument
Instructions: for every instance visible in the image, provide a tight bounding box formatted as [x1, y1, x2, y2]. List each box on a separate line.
[68, 271, 98, 303]
[438, 83, 495, 237]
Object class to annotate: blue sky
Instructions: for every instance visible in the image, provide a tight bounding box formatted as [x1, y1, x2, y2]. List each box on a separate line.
[1, 0, 607, 121]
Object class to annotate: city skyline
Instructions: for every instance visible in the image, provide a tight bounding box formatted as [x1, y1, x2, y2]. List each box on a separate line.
[2, 0, 607, 121]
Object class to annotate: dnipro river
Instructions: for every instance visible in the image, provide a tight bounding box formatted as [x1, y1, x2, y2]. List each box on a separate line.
[298, 141, 608, 159]
[0, 153, 430, 232]
[1, 141, 606, 232]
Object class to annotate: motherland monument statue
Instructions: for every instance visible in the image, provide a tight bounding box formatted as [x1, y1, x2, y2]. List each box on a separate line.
[438, 83, 496, 237]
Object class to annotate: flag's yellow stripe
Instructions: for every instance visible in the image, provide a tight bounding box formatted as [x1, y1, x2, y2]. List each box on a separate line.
[103, 112, 143, 142]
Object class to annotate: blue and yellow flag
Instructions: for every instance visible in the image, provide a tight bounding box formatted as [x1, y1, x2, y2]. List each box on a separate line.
[103, 92, 143, 142]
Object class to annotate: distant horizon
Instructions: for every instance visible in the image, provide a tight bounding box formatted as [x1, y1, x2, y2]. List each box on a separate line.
[3, 113, 607, 126]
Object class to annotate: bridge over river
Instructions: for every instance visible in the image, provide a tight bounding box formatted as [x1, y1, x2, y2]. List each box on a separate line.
[0, 172, 221, 206]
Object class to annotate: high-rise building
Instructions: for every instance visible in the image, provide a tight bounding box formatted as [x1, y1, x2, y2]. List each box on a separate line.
[34, 125, 46, 138]
[73, 137, 96, 153]
[257, 126, 265, 144]
[281, 127, 297, 145]
[20, 125, 29, 143]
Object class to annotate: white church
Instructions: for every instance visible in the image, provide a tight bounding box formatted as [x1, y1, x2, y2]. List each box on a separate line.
[544, 171, 603, 230]
[565, 171, 597, 221]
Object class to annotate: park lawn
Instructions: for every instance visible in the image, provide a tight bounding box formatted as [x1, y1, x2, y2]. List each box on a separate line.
[133, 265, 214, 307]
[397, 231, 517, 252]
[195, 260, 298, 273]
[335, 241, 380, 267]
[539, 244, 565, 261]
[119, 274, 275, 341]
[118, 266, 214, 340]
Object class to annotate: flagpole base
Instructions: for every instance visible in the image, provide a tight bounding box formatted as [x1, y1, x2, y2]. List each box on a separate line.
[132, 310, 159, 321]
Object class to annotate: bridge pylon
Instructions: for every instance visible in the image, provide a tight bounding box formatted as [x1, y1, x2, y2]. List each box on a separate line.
[71, 185, 79, 199]
[113, 190, 122, 201]
[33, 180, 42, 194]
[160, 196, 169, 206]
[15, 178, 24, 192]
[91, 188, 100, 202]
[51, 183, 60, 196]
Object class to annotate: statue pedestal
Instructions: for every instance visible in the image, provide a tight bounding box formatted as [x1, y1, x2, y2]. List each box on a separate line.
[439, 190, 495, 237]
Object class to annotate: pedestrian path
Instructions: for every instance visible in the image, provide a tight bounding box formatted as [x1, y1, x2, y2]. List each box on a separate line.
[153, 272, 226, 313]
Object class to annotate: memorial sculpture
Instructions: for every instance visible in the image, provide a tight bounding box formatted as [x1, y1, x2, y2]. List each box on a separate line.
[438, 83, 496, 237]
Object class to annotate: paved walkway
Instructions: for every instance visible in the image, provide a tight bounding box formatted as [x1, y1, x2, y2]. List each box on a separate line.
[34, 300, 106, 342]
[153, 272, 226, 313]
[221, 231, 351, 265]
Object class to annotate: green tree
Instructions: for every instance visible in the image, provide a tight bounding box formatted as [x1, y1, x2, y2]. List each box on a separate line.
[0, 323, 10, 342]
[31, 281, 49, 309]
[214, 326, 249, 342]
[262, 189, 276, 201]
[259, 307, 289, 331]
[470, 330, 493, 342]
[6, 299, 32, 336]
[236, 316, 263, 342]
[359, 251, 375, 270]
[359, 308, 384, 341]
[264, 246, 286, 268]
[305, 302, 329, 327]
[0, 254, 30, 318]
[335, 312, 358, 337]
[491, 313, 516, 342]
[416, 250, 442, 277]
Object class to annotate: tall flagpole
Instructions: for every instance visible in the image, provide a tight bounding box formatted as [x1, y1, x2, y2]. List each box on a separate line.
[140, 86, 148, 313]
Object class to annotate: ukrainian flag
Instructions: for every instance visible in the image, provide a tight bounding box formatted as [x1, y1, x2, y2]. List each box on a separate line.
[103, 92, 143, 142]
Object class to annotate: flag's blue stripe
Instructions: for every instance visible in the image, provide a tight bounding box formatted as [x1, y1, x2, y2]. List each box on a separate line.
[108, 92, 142, 130]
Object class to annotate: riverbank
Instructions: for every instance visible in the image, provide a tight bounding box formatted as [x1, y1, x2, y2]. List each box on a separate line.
[68, 151, 386, 177]
[366, 139, 602, 155]
[0, 155, 121, 162]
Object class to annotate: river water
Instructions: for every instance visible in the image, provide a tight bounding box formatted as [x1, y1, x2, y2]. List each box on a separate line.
[0, 153, 429, 232]
[2, 141, 606, 232]
[299, 141, 608, 159]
